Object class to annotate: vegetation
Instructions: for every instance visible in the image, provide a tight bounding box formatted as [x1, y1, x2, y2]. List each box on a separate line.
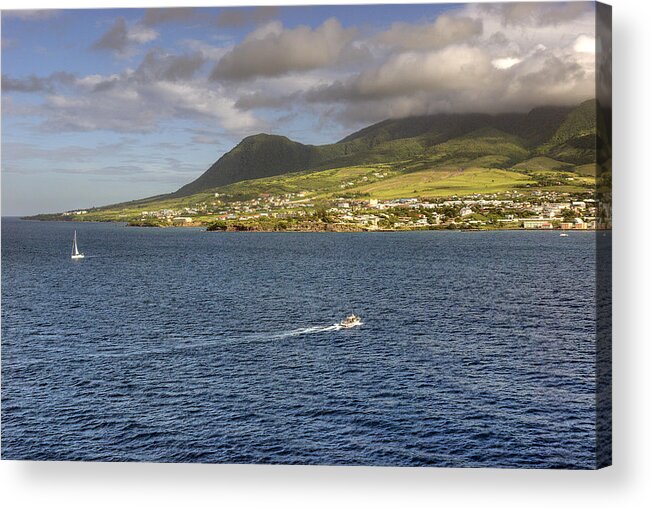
[538, 99, 597, 164]
[27, 100, 603, 230]
[165, 100, 595, 200]
[206, 220, 228, 231]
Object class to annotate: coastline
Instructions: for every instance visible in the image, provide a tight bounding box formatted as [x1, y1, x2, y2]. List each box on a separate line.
[15, 216, 605, 233]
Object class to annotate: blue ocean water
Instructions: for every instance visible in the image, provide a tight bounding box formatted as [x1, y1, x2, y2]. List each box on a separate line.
[1, 218, 599, 468]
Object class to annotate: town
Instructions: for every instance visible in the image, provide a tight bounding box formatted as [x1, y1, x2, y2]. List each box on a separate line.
[64, 188, 607, 231]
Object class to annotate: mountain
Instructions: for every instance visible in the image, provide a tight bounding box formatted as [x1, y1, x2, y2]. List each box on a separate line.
[172, 101, 595, 198]
[539, 100, 598, 164]
[174, 134, 321, 197]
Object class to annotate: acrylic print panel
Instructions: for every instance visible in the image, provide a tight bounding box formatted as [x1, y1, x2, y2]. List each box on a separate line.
[1, 2, 611, 469]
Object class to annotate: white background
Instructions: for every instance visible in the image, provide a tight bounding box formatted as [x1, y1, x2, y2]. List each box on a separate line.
[1, 0, 649, 507]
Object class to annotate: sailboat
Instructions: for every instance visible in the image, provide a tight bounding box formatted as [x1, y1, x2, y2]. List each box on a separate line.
[71, 230, 85, 260]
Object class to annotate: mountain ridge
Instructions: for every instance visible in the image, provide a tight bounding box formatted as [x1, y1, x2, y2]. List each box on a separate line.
[172, 100, 596, 198]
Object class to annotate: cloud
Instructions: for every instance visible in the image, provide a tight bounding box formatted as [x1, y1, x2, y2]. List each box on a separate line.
[2, 74, 50, 93]
[31, 80, 257, 134]
[91, 17, 158, 56]
[180, 40, 231, 61]
[53, 164, 146, 176]
[142, 7, 197, 26]
[376, 15, 483, 50]
[2, 139, 207, 189]
[1, 10, 60, 20]
[3, 4, 599, 141]
[134, 50, 206, 83]
[234, 91, 297, 110]
[211, 18, 356, 81]
[574, 34, 595, 54]
[296, 4, 597, 125]
[307, 45, 495, 103]
[25, 69, 261, 135]
[508, 54, 588, 107]
[1, 72, 76, 93]
[4, 43, 260, 136]
[480, 2, 593, 27]
[188, 129, 225, 145]
[492, 57, 522, 70]
[1, 140, 136, 165]
[216, 6, 280, 28]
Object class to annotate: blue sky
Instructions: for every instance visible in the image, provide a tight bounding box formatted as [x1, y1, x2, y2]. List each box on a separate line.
[1, 3, 597, 215]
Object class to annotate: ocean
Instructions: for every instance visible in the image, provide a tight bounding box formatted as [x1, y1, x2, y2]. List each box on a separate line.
[1, 217, 599, 468]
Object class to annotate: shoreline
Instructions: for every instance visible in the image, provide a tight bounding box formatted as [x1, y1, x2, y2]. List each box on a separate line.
[13, 217, 606, 233]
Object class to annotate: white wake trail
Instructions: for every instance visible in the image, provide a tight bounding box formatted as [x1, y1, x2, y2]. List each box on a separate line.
[268, 324, 342, 339]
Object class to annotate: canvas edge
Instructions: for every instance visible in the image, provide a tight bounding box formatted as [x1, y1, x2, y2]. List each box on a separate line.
[595, 0, 612, 470]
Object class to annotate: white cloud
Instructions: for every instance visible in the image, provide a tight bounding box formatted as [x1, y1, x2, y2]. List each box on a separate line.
[574, 35, 596, 54]
[492, 57, 522, 70]
[128, 24, 158, 45]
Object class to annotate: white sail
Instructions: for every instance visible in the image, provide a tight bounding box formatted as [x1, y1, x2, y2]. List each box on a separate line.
[71, 230, 84, 259]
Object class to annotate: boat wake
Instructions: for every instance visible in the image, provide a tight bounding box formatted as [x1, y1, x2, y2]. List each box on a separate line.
[80, 323, 353, 359]
[267, 323, 343, 339]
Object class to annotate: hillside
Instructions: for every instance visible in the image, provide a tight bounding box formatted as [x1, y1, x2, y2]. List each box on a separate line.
[31, 100, 604, 228]
[173, 134, 323, 196]
[170, 102, 590, 199]
[539, 100, 598, 164]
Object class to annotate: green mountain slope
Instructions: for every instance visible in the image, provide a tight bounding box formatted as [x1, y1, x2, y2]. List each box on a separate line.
[539, 99, 597, 164]
[172, 103, 587, 198]
[174, 134, 322, 196]
[32, 100, 602, 224]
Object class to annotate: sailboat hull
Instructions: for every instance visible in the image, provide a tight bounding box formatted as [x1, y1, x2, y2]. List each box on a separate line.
[71, 254, 85, 260]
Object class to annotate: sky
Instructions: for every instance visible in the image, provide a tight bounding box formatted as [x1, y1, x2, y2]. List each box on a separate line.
[1, 2, 597, 216]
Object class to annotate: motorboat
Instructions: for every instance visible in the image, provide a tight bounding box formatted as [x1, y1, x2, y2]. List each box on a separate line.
[339, 314, 362, 329]
[559, 233, 569, 237]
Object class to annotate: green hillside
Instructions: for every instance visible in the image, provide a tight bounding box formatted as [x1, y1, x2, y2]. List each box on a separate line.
[171, 103, 585, 199]
[538, 99, 597, 164]
[353, 167, 536, 199]
[31, 100, 603, 226]
[173, 134, 323, 196]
